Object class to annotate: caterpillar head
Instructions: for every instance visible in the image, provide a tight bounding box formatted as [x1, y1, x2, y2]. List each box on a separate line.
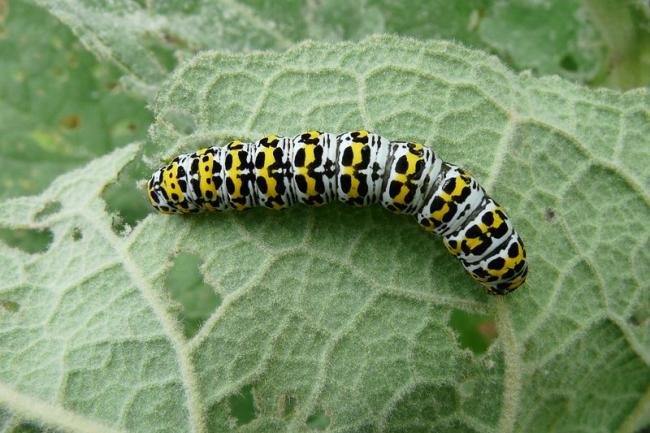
[148, 161, 192, 214]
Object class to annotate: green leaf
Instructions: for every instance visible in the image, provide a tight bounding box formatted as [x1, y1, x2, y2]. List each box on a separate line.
[28, 0, 298, 96]
[478, 0, 603, 79]
[31, 0, 649, 93]
[0, 0, 152, 201]
[1, 36, 649, 433]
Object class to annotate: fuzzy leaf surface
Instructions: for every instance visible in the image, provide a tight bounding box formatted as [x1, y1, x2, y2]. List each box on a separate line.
[1, 36, 649, 433]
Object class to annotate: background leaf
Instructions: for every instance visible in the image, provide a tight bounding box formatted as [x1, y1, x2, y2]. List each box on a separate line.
[1, 36, 648, 433]
[0, 0, 152, 201]
[29, 0, 650, 95]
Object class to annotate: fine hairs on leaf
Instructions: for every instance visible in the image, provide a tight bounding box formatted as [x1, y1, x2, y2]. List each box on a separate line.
[0, 23, 648, 433]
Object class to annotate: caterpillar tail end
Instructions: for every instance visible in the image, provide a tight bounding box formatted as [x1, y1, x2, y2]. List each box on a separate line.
[483, 261, 528, 295]
[481, 234, 528, 295]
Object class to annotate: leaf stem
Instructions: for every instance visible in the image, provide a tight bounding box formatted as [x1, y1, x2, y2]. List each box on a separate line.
[495, 298, 522, 433]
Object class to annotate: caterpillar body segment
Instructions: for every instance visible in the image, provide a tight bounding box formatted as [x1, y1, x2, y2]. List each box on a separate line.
[292, 131, 338, 206]
[381, 141, 440, 215]
[147, 130, 528, 295]
[336, 130, 391, 206]
[253, 135, 295, 210]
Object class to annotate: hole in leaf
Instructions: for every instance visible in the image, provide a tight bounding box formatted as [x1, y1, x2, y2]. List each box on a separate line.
[306, 408, 330, 430]
[11, 423, 42, 433]
[449, 309, 497, 354]
[34, 201, 62, 221]
[102, 158, 151, 235]
[0, 227, 53, 254]
[71, 227, 82, 241]
[165, 252, 221, 338]
[228, 385, 256, 426]
[280, 393, 296, 418]
[0, 300, 19, 312]
[544, 208, 556, 222]
[110, 214, 129, 236]
[559, 54, 578, 72]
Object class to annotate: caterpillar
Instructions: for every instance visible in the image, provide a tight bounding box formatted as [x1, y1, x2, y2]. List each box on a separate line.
[147, 130, 528, 295]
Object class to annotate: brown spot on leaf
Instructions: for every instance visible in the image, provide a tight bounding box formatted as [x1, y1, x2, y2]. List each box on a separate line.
[60, 114, 81, 130]
[478, 320, 498, 341]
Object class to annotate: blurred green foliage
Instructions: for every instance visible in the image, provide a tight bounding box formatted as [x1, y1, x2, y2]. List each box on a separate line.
[0, 0, 152, 200]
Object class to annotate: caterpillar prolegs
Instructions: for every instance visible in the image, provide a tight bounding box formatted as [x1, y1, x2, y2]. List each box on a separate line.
[147, 130, 528, 295]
